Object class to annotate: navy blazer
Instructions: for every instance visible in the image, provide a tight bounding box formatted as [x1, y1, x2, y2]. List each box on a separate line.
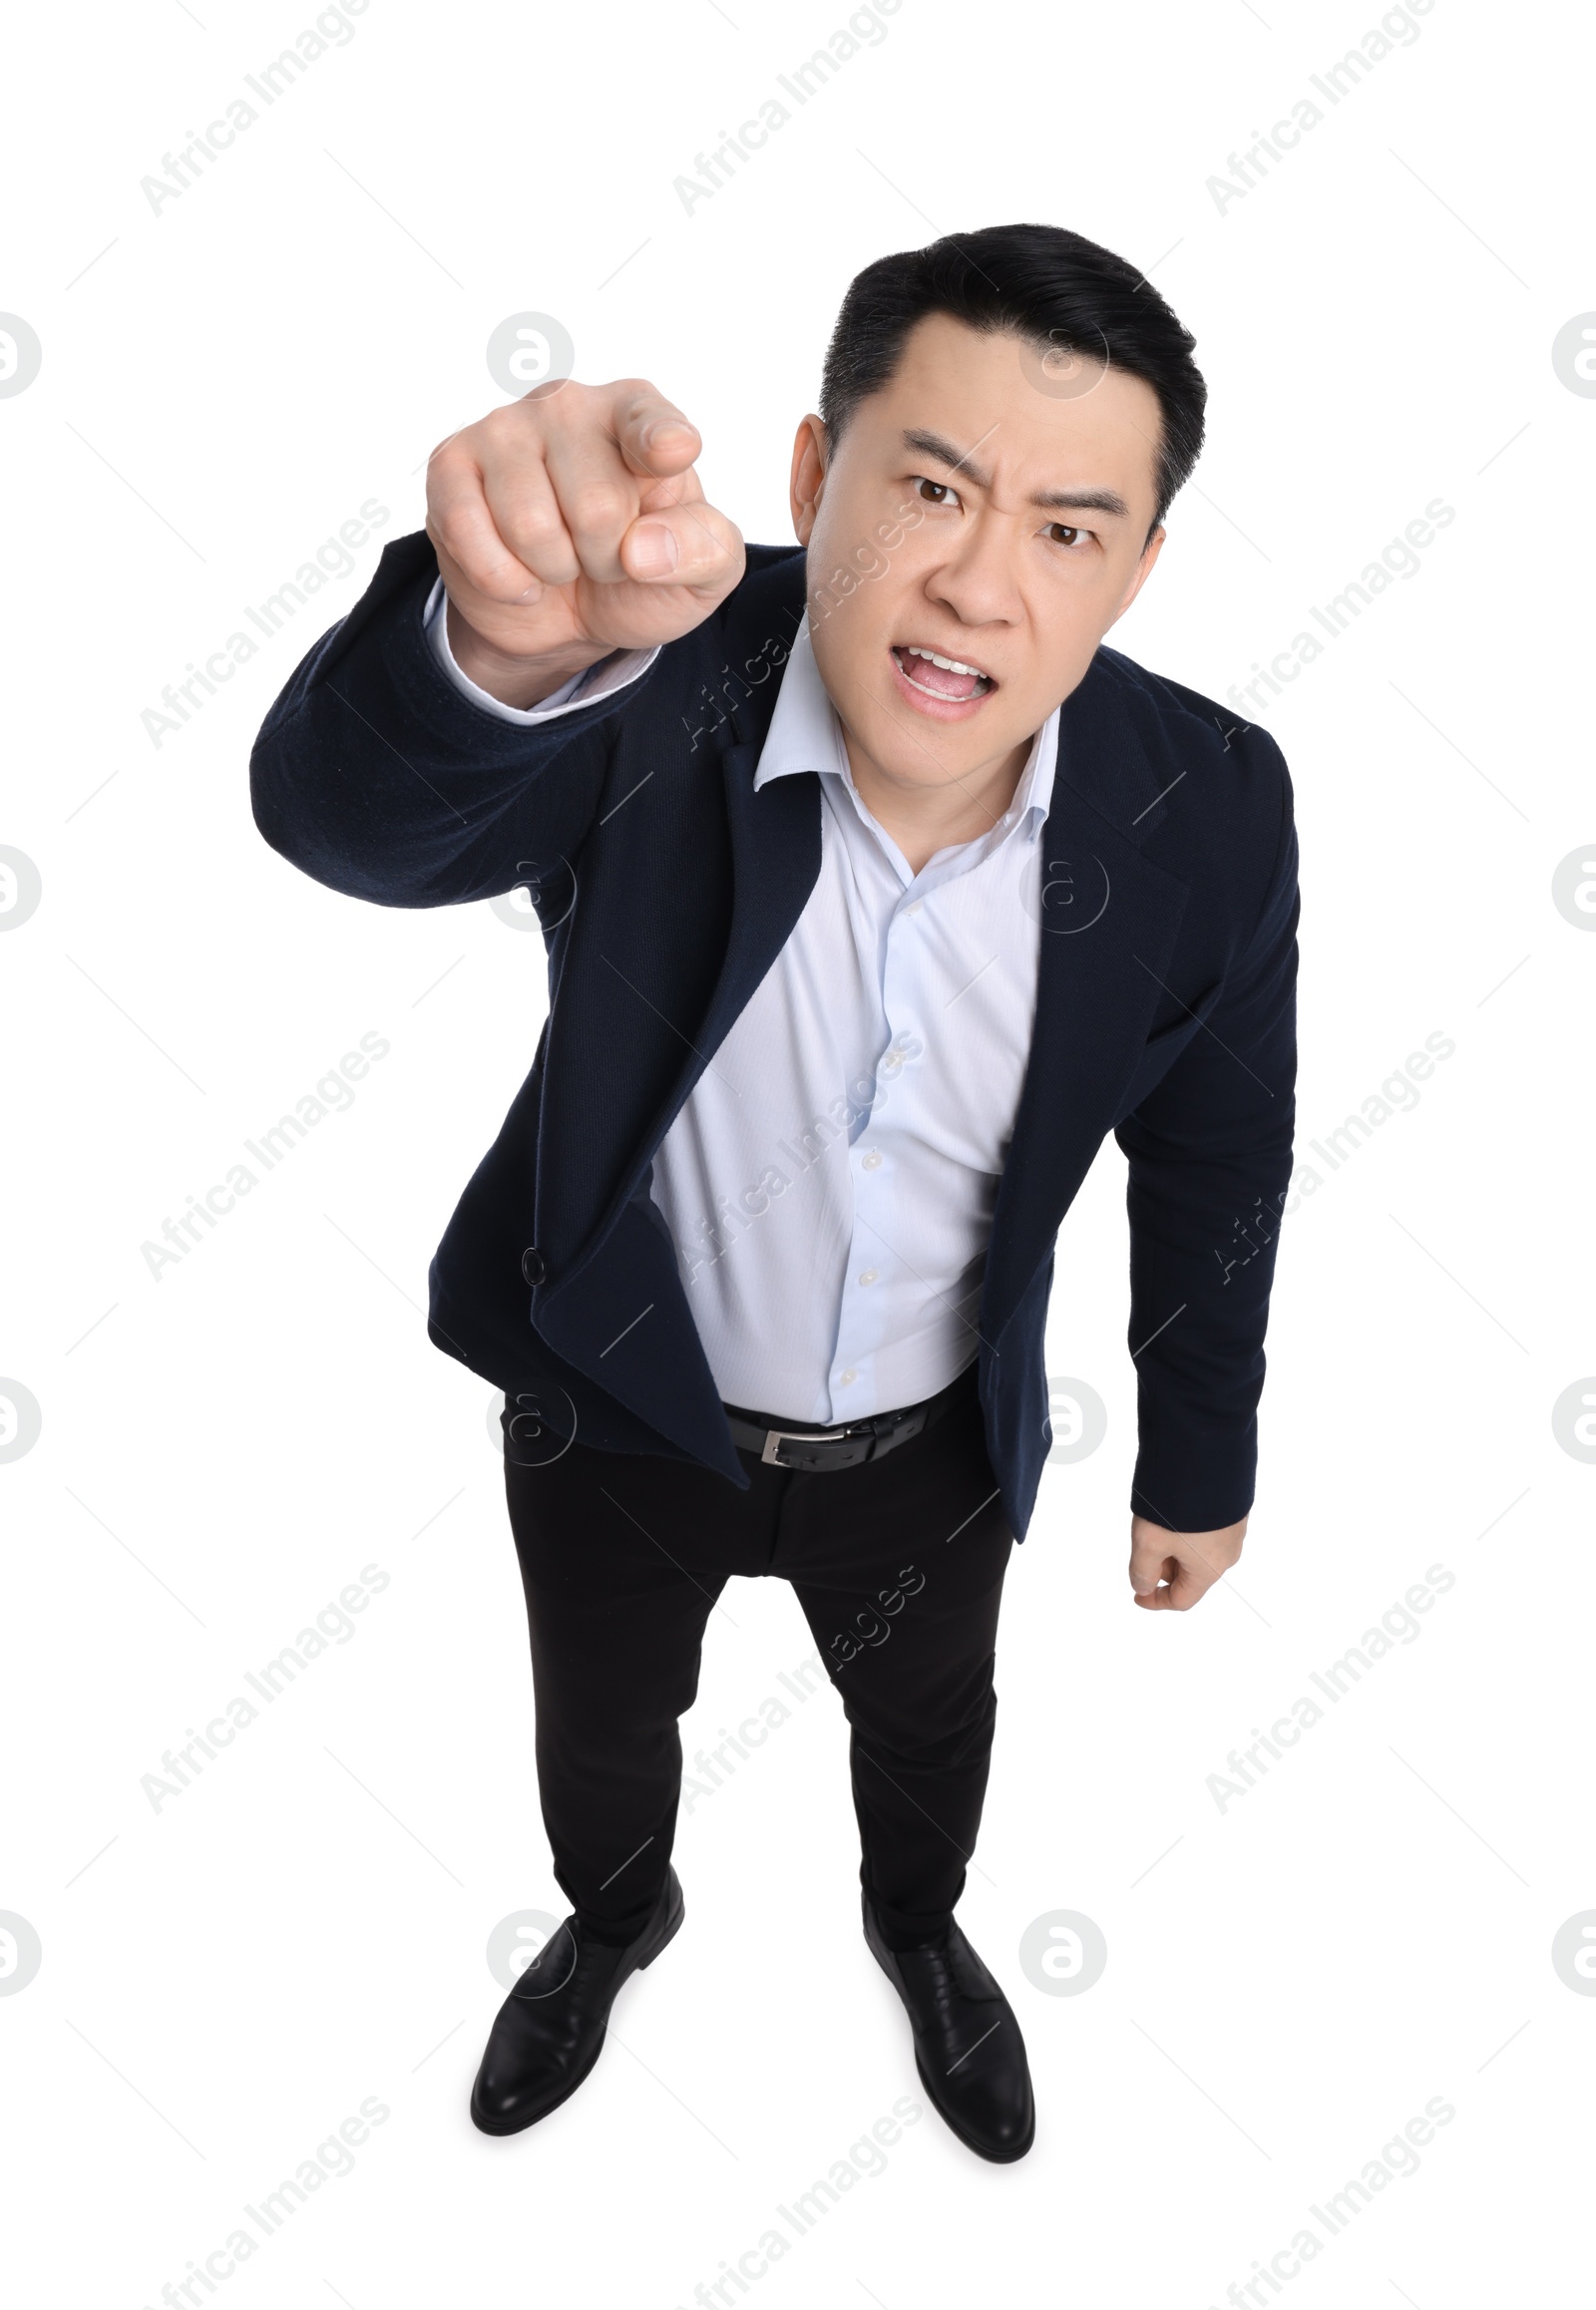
[250, 533, 1299, 1542]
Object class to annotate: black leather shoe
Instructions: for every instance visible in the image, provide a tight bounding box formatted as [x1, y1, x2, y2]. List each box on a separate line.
[470, 1868, 684, 2135]
[863, 1893, 1035, 2161]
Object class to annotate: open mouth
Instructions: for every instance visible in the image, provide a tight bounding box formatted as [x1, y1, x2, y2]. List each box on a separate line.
[889, 643, 996, 712]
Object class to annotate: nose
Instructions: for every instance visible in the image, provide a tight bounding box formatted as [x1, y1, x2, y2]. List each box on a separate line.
[921, 505, 1024, 632]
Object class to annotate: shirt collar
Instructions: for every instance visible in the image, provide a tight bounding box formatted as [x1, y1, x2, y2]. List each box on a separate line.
[752, 612, 1059, 848]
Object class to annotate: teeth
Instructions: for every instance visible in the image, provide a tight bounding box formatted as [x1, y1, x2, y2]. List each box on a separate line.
[904, 645, 987, 678]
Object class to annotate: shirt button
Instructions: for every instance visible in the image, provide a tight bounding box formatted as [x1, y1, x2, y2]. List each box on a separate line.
[861, 1148, 883, 1170]
[904, 899, 923, 916]
[858, 1268, 878, 1287]
[838, 1368, 858, 1386]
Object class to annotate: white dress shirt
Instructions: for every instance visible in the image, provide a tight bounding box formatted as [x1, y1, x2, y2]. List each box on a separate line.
[425, 580, 1058, 1424]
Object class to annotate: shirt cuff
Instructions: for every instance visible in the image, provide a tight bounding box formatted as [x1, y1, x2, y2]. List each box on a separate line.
[422, 577, 659, 723]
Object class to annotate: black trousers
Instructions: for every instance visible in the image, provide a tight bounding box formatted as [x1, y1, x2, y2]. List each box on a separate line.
[501, 1366, 1015, 1951]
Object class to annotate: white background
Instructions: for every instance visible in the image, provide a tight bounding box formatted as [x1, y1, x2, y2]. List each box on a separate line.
[3, 0, 1592, 2302]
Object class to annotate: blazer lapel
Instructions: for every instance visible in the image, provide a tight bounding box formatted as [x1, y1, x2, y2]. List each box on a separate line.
[533, 717, 823, 1478]
[611, 560, 821, 1199]
[980, 652, 1193, 1349]
[668, 740, 821, 1132]
[535, 564, 824, 1448]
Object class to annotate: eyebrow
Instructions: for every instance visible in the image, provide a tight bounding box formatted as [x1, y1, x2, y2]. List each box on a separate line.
[901, 428, 1130, 520]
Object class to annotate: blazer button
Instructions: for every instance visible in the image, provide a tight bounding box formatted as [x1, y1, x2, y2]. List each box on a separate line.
[521, 1246, 548, 1287]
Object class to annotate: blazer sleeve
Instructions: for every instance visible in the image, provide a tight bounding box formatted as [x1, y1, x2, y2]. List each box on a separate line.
[248, 530, 660, 909]
[1113, 739, 1300, 1532]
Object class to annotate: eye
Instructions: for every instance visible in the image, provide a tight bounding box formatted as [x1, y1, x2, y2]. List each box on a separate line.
[1044, 522, 1092, 549]
[912, 475, 961, 508]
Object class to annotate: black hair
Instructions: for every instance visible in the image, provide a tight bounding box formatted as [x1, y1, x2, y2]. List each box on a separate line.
[818, 222, 1207, 541]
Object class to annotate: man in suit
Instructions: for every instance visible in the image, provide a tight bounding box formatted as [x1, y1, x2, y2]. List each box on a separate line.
[250, 223, 1298, 2163]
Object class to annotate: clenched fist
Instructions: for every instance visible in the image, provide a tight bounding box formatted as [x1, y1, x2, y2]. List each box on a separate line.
[1128, 1512, 1248, 1611]
[425, 378, 746, 708]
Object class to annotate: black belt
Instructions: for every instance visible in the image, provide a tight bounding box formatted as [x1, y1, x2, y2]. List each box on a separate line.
[722, 1362, 977, 1474]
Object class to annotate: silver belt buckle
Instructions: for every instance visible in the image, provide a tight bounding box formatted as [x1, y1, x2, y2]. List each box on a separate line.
[760, 1421, 847, 1466]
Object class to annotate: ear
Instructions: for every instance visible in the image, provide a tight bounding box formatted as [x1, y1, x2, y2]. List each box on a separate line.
[1104, 523, 1166, 631]
[789, 415, 828, 546]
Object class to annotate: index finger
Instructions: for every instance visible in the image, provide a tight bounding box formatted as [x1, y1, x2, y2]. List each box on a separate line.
[605, 384, 703, 481]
